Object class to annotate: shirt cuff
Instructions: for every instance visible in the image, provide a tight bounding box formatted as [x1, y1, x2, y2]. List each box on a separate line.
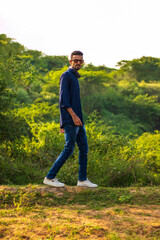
[61, 104, 71, 109]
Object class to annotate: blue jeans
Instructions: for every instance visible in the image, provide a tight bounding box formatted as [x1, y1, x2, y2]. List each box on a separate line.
[47, 124, 88, 181]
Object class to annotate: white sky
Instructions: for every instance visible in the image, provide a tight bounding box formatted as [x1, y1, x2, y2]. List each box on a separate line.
[0, 0, 160, 68]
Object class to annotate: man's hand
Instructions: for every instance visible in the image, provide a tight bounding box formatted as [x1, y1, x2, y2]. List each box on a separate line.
[66, 108, 83, 126]
[60, 128, 64, 133]
[72, 114, 83, 126]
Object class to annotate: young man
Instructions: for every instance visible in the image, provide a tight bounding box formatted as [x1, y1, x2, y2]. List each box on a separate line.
[43, 51, 97, 188]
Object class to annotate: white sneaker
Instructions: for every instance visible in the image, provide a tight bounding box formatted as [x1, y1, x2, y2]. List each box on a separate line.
[77, 179, 98, 188]
[43, 177, 65, 188]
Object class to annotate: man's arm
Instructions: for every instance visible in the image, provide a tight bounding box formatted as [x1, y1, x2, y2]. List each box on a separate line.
[60, 73, 71, 110]
[59, 108, 83, 133]
[66, 108, 83, 126]
[59, 73, 82, 130]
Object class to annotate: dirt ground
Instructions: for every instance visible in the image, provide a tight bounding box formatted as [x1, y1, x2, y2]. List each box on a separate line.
[0, 186, 160, 239]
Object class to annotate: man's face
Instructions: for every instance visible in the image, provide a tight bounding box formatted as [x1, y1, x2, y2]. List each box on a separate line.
[69, 55, 84, 71]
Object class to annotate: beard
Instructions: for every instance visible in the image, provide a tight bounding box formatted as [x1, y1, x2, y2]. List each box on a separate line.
[75, 64, 81, 70]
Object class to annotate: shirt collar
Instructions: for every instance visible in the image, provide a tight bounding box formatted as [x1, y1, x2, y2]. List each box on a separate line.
[68, 66, 81, 78]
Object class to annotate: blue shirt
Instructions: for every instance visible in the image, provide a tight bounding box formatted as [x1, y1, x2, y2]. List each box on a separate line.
[59, 67, 83, 128]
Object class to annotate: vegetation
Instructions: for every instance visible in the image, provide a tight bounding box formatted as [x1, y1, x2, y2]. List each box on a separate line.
[0, 33, 160, 240]
[0, 185, 160, 239]
[0, 33, 160, 187]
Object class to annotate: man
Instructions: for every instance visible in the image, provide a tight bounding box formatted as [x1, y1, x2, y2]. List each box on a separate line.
[43, 51, 97, 188]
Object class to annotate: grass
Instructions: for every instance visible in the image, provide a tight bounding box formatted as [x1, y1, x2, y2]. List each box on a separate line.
[0, 185, 160, 239]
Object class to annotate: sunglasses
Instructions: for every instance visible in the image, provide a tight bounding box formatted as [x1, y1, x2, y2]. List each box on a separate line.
[71, 59, 84, 64]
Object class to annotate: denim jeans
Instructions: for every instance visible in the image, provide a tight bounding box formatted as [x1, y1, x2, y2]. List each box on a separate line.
[47, 124, 88, 181]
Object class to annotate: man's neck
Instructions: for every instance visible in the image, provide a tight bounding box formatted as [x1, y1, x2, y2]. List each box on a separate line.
[68, 66, 81, 78]
[69, 66, 78, 72]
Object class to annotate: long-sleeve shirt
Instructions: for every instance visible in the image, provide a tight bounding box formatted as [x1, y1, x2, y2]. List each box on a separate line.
[59, 67, 83, 128]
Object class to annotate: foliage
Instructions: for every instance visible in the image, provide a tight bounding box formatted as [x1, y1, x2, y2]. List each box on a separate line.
[83, 63, 116, 72]
[79, 69, 113, 98]
[0, 34, 160, 187]
[1, 185, 160, 209]
[0, 113, 31, 142]
[15, 102, 59, 124]
[0, 55, 36, 142]
[23, 50, 70, 72]
[0, 114, 159, 186]
[117, 56, 160, 82]
[0, 34, 24, 57]
[0, 186, 160, 240]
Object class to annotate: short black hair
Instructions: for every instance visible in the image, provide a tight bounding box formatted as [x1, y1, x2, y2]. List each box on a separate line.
[70, 50, 83, 59]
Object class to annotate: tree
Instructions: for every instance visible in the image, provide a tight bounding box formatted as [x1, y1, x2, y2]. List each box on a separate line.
[0, 56, 34, 141]
[117, 56, 160, 82]
[0, 34, 24, 57]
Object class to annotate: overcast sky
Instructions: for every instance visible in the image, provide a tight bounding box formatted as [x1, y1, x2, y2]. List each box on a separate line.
[0, 0, 160, 68]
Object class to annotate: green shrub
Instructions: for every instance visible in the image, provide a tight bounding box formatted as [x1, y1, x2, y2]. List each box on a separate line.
[0, 115, 160, 186]
[1, 36, 160, 187]
[16, 88, 32, 104]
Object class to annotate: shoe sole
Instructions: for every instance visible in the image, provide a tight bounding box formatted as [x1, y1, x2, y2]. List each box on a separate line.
[43, 181, 65, 188]
[77, 184, 98, 188]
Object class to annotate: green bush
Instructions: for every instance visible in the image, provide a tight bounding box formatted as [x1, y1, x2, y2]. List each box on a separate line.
[1, 34, 160, 187]
[15, 102, 59, 123]
[16, 88, 32, 104]
[0, 122, 64, 184]
[0, 112, 32, 142]
[0, 114, 160, 186]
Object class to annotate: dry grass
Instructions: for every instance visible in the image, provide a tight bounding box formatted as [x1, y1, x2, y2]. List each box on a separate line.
[0, 185, 160, 239]
[0, 205, 160, 239]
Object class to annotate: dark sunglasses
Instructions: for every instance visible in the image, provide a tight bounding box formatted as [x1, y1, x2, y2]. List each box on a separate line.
[71, 59, 84, 64]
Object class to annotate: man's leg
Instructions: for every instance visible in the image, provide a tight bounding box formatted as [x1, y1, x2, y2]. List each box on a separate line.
[47, 124, 79, 179]
[76, 125, 88, 181]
